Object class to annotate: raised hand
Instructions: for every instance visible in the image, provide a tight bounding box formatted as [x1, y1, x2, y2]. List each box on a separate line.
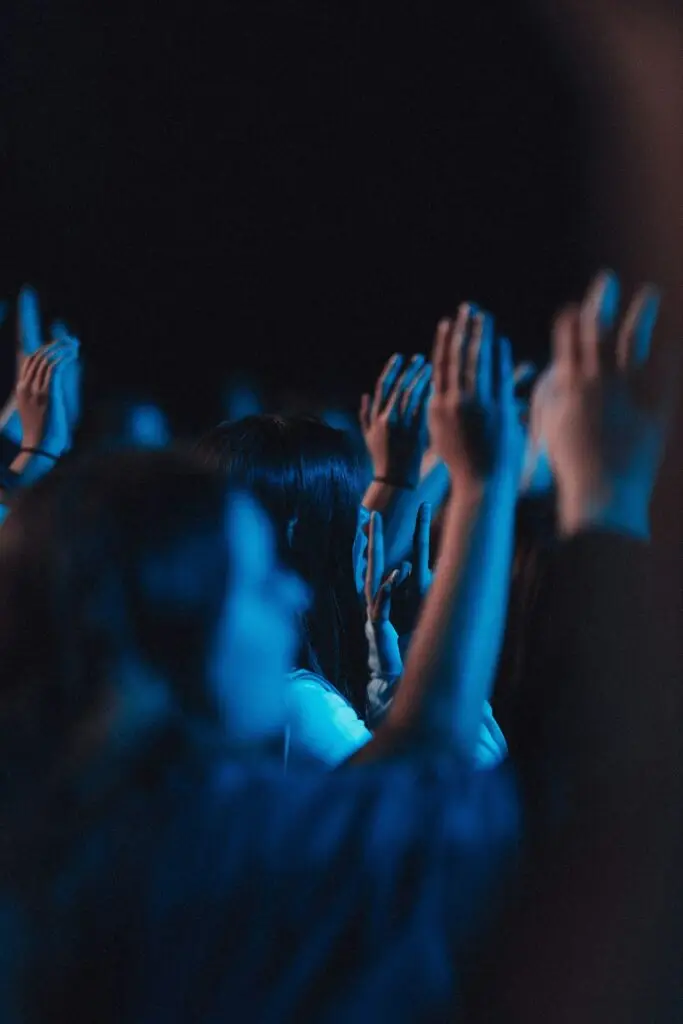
[16, 349, 55, 450]
[428, 304, 523, 491]
[1, 288, 82, 445]
[16, 342, 76, 457]
[531, 270, 674, 537]
[386, 501, 432, 640]
[364, 510, 403, 680]
[360, 353, 433, 489]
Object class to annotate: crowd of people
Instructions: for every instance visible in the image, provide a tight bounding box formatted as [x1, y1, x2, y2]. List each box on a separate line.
[0, 0, 681, 1018]
[0, 264, 679, 1021]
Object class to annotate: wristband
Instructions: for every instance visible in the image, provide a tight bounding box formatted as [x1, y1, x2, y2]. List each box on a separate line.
[19, 448, 60, 462]
[373, 476, 416, 491]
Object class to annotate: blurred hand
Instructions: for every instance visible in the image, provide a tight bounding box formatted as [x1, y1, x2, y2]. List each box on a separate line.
[360, 353, 433, 488]
[419, 361, 544, 490]
[531, 270, 675, 537]
[428, 305, 523, 490]
[16, 349, 54, 449]
[2, 287, 82, 445]
[16, 343, 76, 455]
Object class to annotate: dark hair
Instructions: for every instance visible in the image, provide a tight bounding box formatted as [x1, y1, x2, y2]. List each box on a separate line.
[0, 448, 230, 785]
[196, 415, 370, 717]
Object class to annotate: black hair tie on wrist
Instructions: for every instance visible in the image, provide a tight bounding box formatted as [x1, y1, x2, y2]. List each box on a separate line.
[373, 476, 416, 491]
[20, 447, 60, 462]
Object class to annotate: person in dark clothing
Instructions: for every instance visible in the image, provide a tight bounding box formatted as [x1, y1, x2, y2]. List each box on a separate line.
[0, 267, 675, 1023]
[0, 310, 523, 1023]
[468, 269, 680, 1024]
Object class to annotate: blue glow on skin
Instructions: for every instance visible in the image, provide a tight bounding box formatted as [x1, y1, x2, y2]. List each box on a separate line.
[520, 438, 553, 496]
[598, 271, 620, 330]
[353, 505, 370, 595]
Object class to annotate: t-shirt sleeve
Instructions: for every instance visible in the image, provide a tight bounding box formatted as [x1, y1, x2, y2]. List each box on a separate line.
[286, 677, 373, 767]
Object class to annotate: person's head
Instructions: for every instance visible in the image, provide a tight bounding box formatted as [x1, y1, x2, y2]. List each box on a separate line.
[0, 449, 305, 782]
[196, 415, 371, 715]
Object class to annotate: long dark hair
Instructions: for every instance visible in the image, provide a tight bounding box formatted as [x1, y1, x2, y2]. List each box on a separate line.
[196, 415, 370, 717]
[0, 449, 230, 792]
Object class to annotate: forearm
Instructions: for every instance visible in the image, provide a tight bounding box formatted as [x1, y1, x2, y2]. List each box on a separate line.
[359, 474, 516, 761]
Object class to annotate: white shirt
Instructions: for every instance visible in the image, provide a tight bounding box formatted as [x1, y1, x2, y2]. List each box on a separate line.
[286, 670, 372, 767]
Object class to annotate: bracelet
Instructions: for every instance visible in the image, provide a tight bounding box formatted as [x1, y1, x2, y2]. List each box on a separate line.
[373, 476, 416, 491]
[20, 447, 60, 462]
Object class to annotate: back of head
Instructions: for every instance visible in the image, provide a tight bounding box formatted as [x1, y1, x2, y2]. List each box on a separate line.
[197, 415, 369, 714]
[0, 448, 230, 787]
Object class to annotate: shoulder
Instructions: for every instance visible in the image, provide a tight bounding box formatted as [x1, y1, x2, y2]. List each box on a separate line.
[288, 669, 341, 695]
[286, 672, 372, 766]
[210, 756, 521, 883]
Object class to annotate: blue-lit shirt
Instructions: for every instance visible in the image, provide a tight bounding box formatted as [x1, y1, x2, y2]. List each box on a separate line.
[287, 670, 372, 766]
[2, 749, 520, 1024]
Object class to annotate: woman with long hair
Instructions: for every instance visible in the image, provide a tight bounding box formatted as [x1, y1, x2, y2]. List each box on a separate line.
[196, 414, 375, 765]
[0, 450, 306, 798]
[0, 310, 555, 1021]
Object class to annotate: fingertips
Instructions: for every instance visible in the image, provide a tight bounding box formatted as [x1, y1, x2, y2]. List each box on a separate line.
[617, 285, 660, 371]
[552, 304, 581, 375]
[583, 268, 620, 332]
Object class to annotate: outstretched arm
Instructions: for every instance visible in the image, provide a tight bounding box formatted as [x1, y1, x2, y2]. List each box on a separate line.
[472, 270, 680, 1024]
[353, 305, 522, 763]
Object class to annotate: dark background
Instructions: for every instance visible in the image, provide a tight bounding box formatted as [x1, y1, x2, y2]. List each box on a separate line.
[0, 0, 588, 434]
